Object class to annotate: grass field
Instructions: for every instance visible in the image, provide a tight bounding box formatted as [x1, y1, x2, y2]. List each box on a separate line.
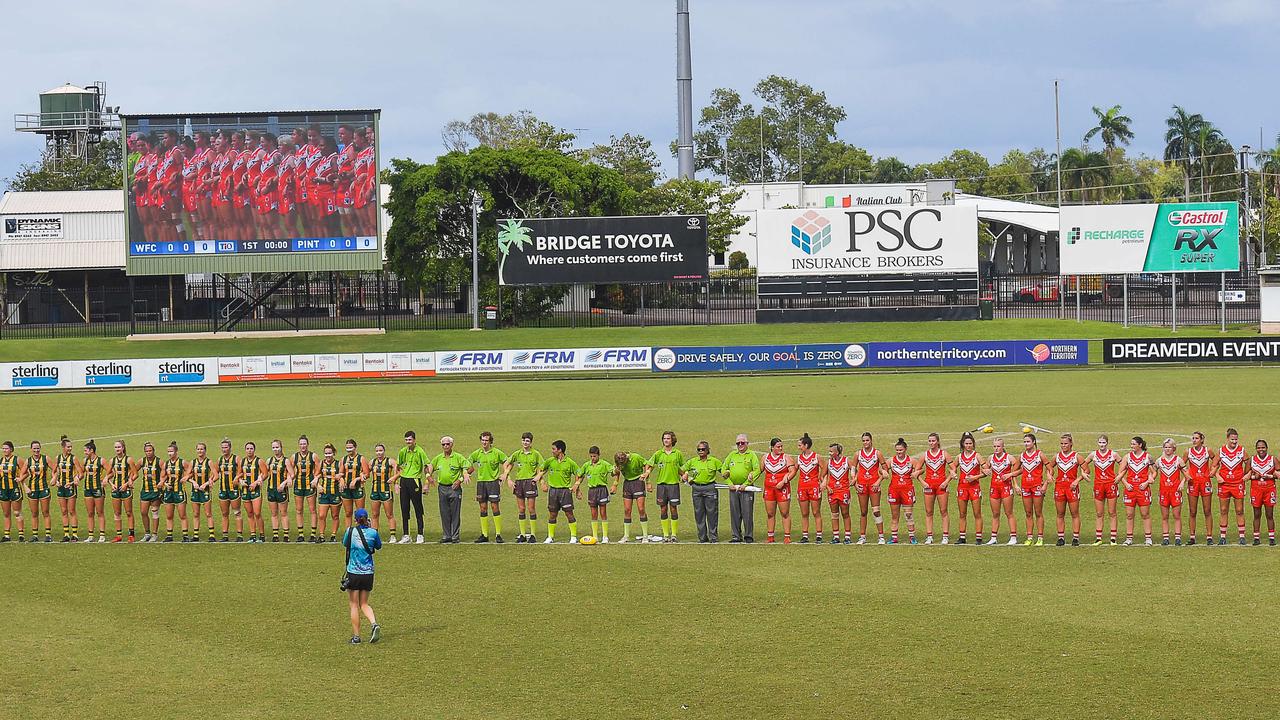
[4, 365, 1279, 719]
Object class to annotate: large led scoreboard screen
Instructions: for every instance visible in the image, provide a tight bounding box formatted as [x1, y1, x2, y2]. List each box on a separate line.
[123, 109, 381, 275]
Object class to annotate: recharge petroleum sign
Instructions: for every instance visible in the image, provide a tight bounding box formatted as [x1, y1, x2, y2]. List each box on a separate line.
[1060, 202, 1239, 274]
[756, 205, 979, 277]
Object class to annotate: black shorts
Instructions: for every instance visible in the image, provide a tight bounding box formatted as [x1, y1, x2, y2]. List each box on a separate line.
[475, 480, 502, 502]
[514, 479, 538, 498]
[587, 486, 610, 507]
[547, 487, 574, 512]
[622, 479, 646, 499]
[656, 484, 681, 506]
[345, 572, 374, 592]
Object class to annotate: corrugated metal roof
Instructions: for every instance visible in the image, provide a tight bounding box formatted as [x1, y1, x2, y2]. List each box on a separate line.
[0, 190, 122, 214]
[43, 83, 90, 95]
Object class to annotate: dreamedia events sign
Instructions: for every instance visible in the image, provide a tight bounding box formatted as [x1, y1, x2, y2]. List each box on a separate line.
[1060, 202, 1240, 274]
[1104, 337, 1280, 364]
[755, 206, 978, 277]
[496, 215, 708, 285]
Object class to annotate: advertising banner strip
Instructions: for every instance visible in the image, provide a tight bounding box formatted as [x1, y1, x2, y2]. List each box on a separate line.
[755, 205, 979, 278]
[1059, 202, 1240, 274]
[435, 347, 651, 374]
[2, 358, 220, 391]
[652, 341, 1087, 372]
[1103, 337, 1280, 364]
[496, 215, 709, 286]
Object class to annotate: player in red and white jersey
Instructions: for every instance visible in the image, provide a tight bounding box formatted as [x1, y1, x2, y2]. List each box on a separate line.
[1155, 439, 1185, 546]
[1118, 436, 1154, 546]
[918, 433, 951, 545]
[761, 438, 795, 544]
[1213, 428, 1248, 545]
[151, 130, 185, 242]
[352, 126, 378, 232]
[1018, 434, 1047, 546]
[1183, 431, 1215, 545]
[823, 443, 852, 544]
[1249, 439, 1276, 546]
[952, 432, 985, 545]
[986, 437, 1019, 545]
[335, 125, 358, 235]
[1082, 435, 1120, 545]
[886, 439, 917, 544]
[243, 130, 265, 224]
[854, 432, 887, 544]
[312, 137, 342, 235]
[794, 434, 823, 543]
[253, 133, 283, 238]
[275, 134, 297, 238]
[1051, 434, 1083, 546]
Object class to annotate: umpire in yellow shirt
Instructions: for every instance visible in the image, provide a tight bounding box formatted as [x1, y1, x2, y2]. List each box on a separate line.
[722, 434, 762, 543]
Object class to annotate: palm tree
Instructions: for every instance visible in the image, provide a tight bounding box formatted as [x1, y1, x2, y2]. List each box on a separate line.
[1058, 148, 1112, 203]
[1193, 123, 1229, 201]
[1260, 134, 1280, 200]
[1083, 105, 1134, 151]
[1164, 105, 1206, 199]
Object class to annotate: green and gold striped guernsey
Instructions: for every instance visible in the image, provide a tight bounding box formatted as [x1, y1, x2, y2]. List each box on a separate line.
[82, 456, 104, 493]
[27, 454, 51, 493]
[137, 456, 161, 494]
[319, 458, 341, 495]
[57, 453, 75, 487]
[241, 456, 263, 487]
[341, 454, 364, 486]
[267, 455, 287, 493]
[164, 457, 185, 489]
[0, 454, 19, 491]
[370, 457, 393, 495]
[190, 457, 211, 490]
[217, 455, 238, 493]
[292, 451, 316, 491]
[111, 455, 132, 485]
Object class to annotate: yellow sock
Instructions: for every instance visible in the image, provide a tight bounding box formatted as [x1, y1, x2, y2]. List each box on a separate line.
[661, 518, 671, 536]
[493, 515, 503, 536]
[547, 522, 556, 539]
[480, 515, 491, 536]
[601, 520, 609, 539]
[670, 518, 678, 536]
[569, 521, 578, 539]
[591, 520, 600, 536]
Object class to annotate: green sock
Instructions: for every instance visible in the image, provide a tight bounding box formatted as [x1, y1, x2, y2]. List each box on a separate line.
[601, 520, 609, 539]
[661, 518, 671, 537]
[547, 522, 556, 539]
[622, 521, 631, 539]
[528, 517, 538, 536]
[479, 515, 490, 536]
[569, 521, 578, 539]
[518, 517, 527, 535]
[493, 515, 502, 536]
[640, 520, 649, 537]
[670, 518, 678, 536]
[591, 520, 600, 536]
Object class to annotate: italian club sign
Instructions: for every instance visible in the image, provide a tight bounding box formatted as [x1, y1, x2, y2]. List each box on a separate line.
[754, 205, 979, 278]
[1059, 202, 1239, 274]
[496, 215, 709, 285]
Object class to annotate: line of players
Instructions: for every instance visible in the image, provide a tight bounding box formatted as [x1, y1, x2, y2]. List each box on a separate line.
[0, 428, 1274, 547]
[128, 124, 377, 244]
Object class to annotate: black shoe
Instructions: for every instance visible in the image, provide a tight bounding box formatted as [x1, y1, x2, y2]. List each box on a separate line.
[1187, 538, 1196, 545]
[1218, 537, 1227, 546]
[799, 535, 809, 544]
[1071, 538, 1080, 546]
[1162, 538, 1171, 546]
[283, 535, 291, 543]
[164, 536, 173, 543]
[235, 536, 244, 543]
[1271, 538, 1277, 547]
[349, 636, 361, 645]
[956, 536, 966, 545]
[369, 624, 381, 643]
[1055, 537, 1065, 547]
[729, 538, 741, 543]
[515, 534, 525, 544]
[17, 536, 25, 543]
[475, 535, 489, 543]
[1239, 538, 1247, 546]
[61, 537, 70, 543]
[744, 537, 754, 543]
[814, 536, 824, 544]
[1253, 538, 1261, 546]
[494, 535, 504, 544]
[181, 536, 190, 543]
[843, 537, 853, 545]
[0, 537, 9, 543]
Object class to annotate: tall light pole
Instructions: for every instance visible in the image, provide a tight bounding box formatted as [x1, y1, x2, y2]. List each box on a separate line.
[1054, 80, 1063, 208]
[1241, 145, 1252, 273]
[675, 0, 695, 179]
[471, 194, 480, 330]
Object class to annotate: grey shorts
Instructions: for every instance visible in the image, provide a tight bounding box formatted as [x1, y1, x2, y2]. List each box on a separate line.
[475, 480, 502, 502]
[656, 483, 681, 506]
[587, 486, 610, 507]
[547, 487, 574, 512]
[514, 479, 538, 498]
[622, 479, 646, 499]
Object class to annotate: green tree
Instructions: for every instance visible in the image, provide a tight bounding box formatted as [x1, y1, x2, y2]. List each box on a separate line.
[6, 138, 122, 191]
[1164, 106, 1206, 199]
[982, 150, 1037, 199]
[441, 111, 576, 154]
[637, 178, 747, 255]
[587, 133, 660, 193]
[914, 149, 990, 193]
[1058, 147, 1111, 203]
[1132, 158, 1186, 202]
[1083, 105, 1135, 151]
[870, 156, 913, 183]
[805, 141, 874, 185]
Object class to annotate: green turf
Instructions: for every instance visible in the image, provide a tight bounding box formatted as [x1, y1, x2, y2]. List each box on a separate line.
[3, 368, 1278, 720]
[0, 318, 1258, 362]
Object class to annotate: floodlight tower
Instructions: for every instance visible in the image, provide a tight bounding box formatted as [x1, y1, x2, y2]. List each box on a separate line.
[676, 0, 695, 179]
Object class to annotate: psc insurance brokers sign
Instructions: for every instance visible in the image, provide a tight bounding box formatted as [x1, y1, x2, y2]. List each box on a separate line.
[755, 205, 978, 278]
[496, 215, 708, 285]
[1060, 202, 1239, 274]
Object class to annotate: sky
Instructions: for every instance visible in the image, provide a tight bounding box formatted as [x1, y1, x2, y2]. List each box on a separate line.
[2, 0, 1276, 187]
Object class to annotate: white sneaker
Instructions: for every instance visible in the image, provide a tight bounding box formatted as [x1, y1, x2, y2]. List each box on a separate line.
[600, 537, 609, 544]
[415, 535, 424, 544]
[1144, 538, 1152, 546]
[141, 533, 152, 542]
[924, 536, 933, 545]
[941, 536, 949, 545]
[98, 534, 106, 543]
[856, 536, 866, 545]
[1123, 538, 1134, 546]
[84, 535, 95, 543]
[1007, 537, 1019, 546]
[640, 536, 650, 544]
[985, 537, 998, 545]
[877, 537, 885, 545]
[569, 537, 578, 544]
[543, 537, 554, 544]
[618, 536, 629, 544]
[401, 534, 410, 544]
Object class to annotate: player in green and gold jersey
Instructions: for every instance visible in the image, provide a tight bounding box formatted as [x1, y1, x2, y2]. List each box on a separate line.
[613, 450, 650, 542]
[642, 431, 686, 543]
[368, 443, 399, 539]
[136, 442, 163, 542]
[161, 441, 189, 542]
[239, 441, 267, 543]
[188, 442, 216, 542]
[216, 438, 241, 542]
[340, 439, 370, 529]
[54, 436, 81, 541]
[504, 432, 543, 543]
[317, 443, 343, 543]
[24, 440, 53, 542]
[537, 439, 580, 543]
[468, 431, 507, 543]
[80, 440, 107, 543]
[0, 441, 21, 542]
[289, 435, 320, 543]
[577, 446, 614, 542]
[107, 440, 136, 543]
[266, 439, 290, 542]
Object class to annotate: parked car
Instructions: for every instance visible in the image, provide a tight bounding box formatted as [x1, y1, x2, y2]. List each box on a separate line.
[1105, 273, 1188, 301]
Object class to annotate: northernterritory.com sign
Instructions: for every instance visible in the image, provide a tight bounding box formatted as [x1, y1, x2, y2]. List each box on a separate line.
[1059, 202, 1239, 274]
[496, 215, 709, 285]
[755, 205, 979, 278]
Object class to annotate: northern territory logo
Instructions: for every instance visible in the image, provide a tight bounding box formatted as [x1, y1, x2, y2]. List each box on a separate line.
[791, 210, 832, 255]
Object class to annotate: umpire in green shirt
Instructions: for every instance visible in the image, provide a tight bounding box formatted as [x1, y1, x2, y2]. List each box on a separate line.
[430, 436, 471, 543]
[682, 441, 723, 543]
[397, 431, 431, 543]
[722, 434, 762, 543]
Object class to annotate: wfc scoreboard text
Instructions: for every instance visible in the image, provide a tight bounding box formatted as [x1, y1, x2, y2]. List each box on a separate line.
[131, 237, 377, 256]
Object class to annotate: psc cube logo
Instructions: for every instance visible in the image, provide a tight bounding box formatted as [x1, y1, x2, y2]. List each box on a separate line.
[790, 210, 833, 255]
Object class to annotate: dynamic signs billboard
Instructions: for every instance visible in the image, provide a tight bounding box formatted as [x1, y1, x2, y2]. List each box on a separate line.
[1059, 202, 1239, 274]
[495, 215, 708, 285]
[755, 206, 978, 277]
[123, 110, 381, 275]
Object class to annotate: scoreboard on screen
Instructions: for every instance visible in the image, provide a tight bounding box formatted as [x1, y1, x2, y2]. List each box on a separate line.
[122, 109, 382, 275]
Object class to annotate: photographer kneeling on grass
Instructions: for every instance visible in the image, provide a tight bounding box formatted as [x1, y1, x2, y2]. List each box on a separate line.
[342, 507, 383, 644]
